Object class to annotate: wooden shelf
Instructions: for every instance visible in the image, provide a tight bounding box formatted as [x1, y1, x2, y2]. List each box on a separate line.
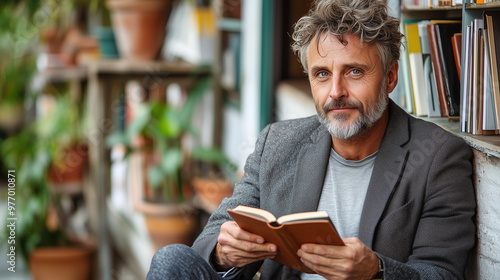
[466, 2, 500, 10]
[401, 5, 462, 19]
[39, 66, 88, 83]
[87, 59, 210, 76]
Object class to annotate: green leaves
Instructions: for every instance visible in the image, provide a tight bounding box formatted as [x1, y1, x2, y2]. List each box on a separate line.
[148, 148, 182, 189]
[105, 77, 214, 202]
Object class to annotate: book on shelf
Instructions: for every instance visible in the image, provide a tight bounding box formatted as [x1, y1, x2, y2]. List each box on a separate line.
[461, 25, 473, 132]
[227, 205, 344, 273]
[434, 22, 462, 119]
[461, 15, 500, 135]
[427, 23, 451, 117]
[406, 22, 429, 116]
[484, 11, 500, 131]
[396, 21, 416, 114]
[452, 33, 462, 80]
[471, 19, 484, 134]
[419, 21, 441, 117]
[483, 29, 498, 131]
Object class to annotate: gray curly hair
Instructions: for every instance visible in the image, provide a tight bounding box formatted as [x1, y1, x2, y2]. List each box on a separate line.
[291, 0, 403, 74]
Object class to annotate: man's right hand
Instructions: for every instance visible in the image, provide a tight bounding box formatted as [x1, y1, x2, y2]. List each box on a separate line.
[214, 221, 277, 270]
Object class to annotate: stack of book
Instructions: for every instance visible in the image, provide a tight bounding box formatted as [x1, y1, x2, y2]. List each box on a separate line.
[398, 14, 500, 136]
[401, 0, 463, 8]
[398, 20, 462, 119]
[461, 11, 500, 135]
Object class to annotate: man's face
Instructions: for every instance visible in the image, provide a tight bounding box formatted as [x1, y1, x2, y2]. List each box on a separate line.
[307, 33, 393, 140]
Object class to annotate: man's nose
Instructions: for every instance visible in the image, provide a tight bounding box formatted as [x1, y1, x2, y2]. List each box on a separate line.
[328, 74, 348, 100]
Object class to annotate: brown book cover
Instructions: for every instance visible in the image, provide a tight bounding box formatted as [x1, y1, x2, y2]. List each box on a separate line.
[227, 205, 344, 273]
[484, 11, 500, 128]
[427, 24, 449, 117]
[452, 33, 462, 80]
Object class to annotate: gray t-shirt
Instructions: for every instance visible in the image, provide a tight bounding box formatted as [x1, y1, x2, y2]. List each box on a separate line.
[301, 148, 377, 279]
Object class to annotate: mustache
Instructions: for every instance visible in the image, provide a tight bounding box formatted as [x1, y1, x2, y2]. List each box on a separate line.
[322, 99, 363, 112]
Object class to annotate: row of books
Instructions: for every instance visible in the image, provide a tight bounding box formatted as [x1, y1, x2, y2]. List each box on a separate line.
[401, 0, 463, 8]
[402, 0, 500, 8]
[471, 0, 500, 4]
[394, 14, 500, 136]
[396, 20, 462, 119]
[461, 11, 500, 135]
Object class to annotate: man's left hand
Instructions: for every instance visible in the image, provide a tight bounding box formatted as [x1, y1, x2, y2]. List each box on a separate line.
[297, 237, 379, 280]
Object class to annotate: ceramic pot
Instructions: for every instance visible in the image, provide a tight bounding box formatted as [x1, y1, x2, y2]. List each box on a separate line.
[193, 178, 233, 213]
[141, 203, 199, 251]
[29, 247, 93, 280]
[106, 0, 173, 60]
[47, 144, 88, 188]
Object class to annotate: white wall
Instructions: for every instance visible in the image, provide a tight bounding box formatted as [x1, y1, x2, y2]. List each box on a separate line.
[466, 150, 500, 279]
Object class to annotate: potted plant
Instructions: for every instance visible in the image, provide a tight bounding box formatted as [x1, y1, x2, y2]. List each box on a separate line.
[106, 76, 236, 249]
[1, 93, 93, 280]
[106, 0, 174, 60]
[0, 1, 100, 279]
[39, 93, 89, 189]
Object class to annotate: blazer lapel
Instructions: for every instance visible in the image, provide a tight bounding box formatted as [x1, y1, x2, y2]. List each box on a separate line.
[358, 101, 411, 247]
[288, 125, 332, 214]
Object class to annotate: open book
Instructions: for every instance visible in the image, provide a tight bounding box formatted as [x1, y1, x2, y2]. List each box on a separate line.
[227, 205, 344, 273]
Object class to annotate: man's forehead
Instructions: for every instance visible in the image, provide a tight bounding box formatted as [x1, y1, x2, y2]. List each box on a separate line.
[308, 32, 373, 59]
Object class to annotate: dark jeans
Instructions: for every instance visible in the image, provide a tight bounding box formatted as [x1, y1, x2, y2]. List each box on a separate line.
[147, 244, 223, 280]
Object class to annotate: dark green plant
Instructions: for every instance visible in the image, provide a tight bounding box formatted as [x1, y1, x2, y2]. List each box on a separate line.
[0, 93, 86, 261]
[107, 76, 236, 203]
[1, 121, 64, 262]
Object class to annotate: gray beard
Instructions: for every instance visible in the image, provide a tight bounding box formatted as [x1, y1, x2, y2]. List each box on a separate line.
[316, 85, 388, 140]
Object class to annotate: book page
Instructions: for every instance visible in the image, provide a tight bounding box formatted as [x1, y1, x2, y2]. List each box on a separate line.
[277, 211, 329, 224]
[231, 205, 276, 222]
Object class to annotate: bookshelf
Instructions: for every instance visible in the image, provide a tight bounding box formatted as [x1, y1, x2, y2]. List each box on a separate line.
[402, 2, 500, 278]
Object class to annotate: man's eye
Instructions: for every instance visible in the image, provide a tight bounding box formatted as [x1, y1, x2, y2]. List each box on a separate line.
[317, 71, 328, 77]
[350, 69, 362, 75]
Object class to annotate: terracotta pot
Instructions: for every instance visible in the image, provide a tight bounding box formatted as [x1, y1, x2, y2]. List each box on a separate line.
[193, 178, 234, 213]
[106, 0, 173, 60]
[29, 247, 93, 280]
[47, 144, 88, 188]
[141, 203, 199, 251]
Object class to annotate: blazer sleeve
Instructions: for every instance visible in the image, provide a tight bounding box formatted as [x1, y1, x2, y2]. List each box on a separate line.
[191, 124, 272, 279]
[380, 135, 476, 280]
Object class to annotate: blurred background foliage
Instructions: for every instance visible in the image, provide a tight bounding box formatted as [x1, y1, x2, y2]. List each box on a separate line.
[0, 0, 98, 107]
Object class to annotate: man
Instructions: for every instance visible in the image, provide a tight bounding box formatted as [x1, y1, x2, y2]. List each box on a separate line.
[147, 0, 476, 279]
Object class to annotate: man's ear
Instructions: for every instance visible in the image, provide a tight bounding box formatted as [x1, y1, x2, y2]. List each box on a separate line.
[386, 61, 399, 93]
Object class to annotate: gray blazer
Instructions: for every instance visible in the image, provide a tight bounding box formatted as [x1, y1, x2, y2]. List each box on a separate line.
[192, 101, 476, 280]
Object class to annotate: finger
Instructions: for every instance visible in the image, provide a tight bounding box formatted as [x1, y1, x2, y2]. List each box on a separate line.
[218, 232, 277, 255]
[298, 250, 349, 279]
[300, 243, 345, 259]
[217, 239, 277, 268]
[222, 221, 266, 244]
[298, 247, 345, 268]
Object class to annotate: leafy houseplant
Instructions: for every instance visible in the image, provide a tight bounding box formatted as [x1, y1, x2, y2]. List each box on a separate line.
[106, 76, 236, 248]
[107, 76, 235, 203]
[0, 93, 91, 278]
[0, 1, 96, 278]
